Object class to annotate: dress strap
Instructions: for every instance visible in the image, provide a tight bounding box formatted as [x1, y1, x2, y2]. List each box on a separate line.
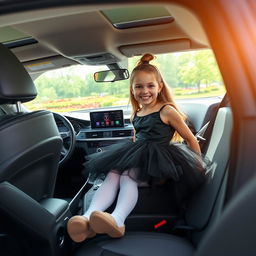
[159, 104, 171, 112]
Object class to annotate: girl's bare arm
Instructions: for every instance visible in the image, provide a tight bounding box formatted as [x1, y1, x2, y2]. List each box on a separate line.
[160, 105, 201, 154]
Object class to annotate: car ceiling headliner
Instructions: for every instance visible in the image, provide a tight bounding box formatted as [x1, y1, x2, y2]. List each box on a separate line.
[0, 2, 209, 71]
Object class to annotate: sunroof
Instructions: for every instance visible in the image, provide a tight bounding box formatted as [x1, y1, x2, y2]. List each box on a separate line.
[102, 6, 174, 29]
[0, 27, 37, 48]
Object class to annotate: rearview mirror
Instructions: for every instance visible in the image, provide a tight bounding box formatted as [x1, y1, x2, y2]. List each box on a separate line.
[94, 69, 129, 82]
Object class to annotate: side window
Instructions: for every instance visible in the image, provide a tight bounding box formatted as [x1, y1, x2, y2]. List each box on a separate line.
[129, 50, 225, 100]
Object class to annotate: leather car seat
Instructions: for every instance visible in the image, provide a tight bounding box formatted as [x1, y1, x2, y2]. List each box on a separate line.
[74, 107, 235, 255]
[74, 175, 256, 256]
[0, 43, 62, 201]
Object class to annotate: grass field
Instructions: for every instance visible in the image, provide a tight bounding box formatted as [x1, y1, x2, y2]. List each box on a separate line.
[25, 85, 225, 112]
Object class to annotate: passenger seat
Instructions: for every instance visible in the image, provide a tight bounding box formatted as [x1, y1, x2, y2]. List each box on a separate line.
[184, 107, 232, 244]
[74, 106, 234, 255]
[75, 173, 256, 256]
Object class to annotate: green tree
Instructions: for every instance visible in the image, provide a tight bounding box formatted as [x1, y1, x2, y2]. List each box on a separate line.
[155, 54, 178, 87]
[176, 50, 222, 92]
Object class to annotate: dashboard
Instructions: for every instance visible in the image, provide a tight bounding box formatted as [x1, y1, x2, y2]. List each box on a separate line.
[55, 109, 134, 155]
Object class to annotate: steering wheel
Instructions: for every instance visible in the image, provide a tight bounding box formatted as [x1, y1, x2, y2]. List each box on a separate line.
[53, 112, 76, 166]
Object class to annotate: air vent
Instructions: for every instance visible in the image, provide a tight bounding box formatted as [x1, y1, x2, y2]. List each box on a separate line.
[112, 130, 133, 137]
[86, 132, 104, 138]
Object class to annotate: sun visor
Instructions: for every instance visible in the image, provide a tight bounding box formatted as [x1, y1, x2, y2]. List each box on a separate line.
[24, 56, 78, 74]
[119, 39, 192, 57]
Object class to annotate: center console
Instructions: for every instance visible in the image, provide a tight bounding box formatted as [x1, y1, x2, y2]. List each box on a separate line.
[76, 109, 134, 154]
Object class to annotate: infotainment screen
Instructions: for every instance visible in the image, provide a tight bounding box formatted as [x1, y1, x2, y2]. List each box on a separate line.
[90, 110, 124, 129]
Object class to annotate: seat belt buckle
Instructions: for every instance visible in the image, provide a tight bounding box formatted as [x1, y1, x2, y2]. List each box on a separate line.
[154, 219, 167, 229]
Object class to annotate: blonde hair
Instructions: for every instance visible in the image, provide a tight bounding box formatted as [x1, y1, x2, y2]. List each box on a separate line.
[129, 53, 186, 142]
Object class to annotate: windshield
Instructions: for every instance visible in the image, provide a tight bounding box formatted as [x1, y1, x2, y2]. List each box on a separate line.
[24, 49, 225, 113]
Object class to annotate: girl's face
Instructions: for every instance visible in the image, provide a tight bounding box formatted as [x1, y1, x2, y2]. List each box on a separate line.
[132, 71, 162, 107]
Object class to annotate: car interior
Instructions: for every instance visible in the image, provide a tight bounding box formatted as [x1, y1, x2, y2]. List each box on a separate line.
[0, 1, 256, 256]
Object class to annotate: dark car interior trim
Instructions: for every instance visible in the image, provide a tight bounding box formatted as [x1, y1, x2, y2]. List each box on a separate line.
[1, 0, 256, 255]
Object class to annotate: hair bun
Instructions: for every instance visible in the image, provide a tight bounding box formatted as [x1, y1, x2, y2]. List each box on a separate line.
[137, 53, 155, 65]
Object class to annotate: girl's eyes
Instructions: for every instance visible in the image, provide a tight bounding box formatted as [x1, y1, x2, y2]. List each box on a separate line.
[134, 84, 155, 89]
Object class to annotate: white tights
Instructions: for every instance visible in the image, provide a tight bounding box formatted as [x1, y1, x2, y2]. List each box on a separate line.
[83, 171, 138, 227]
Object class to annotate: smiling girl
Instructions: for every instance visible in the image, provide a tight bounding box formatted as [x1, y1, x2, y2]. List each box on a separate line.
[67, 53, 211, 243]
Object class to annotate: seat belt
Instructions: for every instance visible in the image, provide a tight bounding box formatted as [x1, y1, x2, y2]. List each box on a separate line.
[198, 94, 229, 154]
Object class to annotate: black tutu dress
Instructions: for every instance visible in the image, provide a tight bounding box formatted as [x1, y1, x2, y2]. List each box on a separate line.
[84, 105, 212, 200]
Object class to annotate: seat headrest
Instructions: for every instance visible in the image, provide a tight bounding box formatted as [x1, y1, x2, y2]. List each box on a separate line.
[0, 44, 37, 104]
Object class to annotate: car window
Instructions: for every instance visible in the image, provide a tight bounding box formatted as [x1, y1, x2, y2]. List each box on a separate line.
[24, 49, 225, 113]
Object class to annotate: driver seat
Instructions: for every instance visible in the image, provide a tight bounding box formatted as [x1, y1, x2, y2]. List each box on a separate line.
[0, 43, 62, 201]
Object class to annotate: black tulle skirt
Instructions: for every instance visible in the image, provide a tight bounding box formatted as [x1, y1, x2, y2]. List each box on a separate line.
[83, 139, 212, 199]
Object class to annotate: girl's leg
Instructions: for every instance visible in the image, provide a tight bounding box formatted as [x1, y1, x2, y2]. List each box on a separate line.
[89, 169, 138, 237]
[111, 173, 138, 227]
[83, 171, 120, 218]
[67, 171, 120, 242]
